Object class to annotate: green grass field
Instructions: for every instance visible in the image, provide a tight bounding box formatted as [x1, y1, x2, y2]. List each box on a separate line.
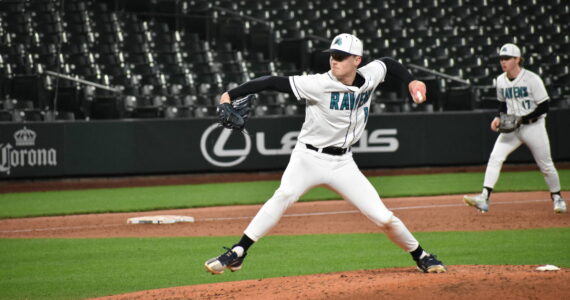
[1, 229, 569, 300]
[0, 170, 569, 299]
[1, 170, 568, 219]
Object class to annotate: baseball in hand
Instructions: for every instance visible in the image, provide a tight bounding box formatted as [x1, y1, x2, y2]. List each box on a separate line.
[409, 80, 426, 104]
[416, 91, 423, 103]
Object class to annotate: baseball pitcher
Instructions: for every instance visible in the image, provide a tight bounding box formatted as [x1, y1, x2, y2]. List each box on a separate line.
[205, 33, 447, 275]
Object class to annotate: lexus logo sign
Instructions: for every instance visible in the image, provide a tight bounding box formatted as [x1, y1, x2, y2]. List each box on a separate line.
[200, 124, 251, 167]
[200, 124, 399, 168]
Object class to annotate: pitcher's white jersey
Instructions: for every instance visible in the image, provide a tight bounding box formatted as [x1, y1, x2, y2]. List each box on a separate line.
[496, 68, 549, 117]
[289, 60, 387, 148]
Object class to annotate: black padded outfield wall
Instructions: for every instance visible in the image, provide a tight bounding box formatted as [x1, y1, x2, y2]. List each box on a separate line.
[0, 123, 65, 177]
[1, 109, 569, 179]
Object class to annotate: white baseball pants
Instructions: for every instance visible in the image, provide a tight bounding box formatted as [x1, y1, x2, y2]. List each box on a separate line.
[484, 117, 561, 192]
[244, 142, 419, 252]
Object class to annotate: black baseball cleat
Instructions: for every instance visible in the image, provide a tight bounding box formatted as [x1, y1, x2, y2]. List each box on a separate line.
[415, 253, 447, 273]
[204, 246, 247, 274]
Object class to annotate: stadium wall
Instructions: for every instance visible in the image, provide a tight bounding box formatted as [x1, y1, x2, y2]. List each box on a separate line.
[1, 109, 569, 179]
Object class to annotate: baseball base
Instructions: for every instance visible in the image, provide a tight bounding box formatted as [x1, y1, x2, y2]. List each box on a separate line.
[535, 265, 560, 271]
[127, 215, 195, 224]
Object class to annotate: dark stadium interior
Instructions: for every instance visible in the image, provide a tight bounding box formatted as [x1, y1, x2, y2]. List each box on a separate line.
[0, 0, 569, 121]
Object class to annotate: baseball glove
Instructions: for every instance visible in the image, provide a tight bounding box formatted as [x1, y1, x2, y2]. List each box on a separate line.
[498, 113, 521, 133]
[216, 94, 254, 131]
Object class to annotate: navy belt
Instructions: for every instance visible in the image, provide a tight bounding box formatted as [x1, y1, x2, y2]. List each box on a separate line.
[521, 117, 539, 125]
[305, 144, 350, 156]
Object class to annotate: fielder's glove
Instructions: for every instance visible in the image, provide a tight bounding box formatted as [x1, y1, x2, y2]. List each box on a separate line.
[498, 113, 521, 133]
[216, 94, 254, 131]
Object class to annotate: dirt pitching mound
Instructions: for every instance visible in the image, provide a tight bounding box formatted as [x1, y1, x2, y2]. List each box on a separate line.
[93, 265, 568, 300]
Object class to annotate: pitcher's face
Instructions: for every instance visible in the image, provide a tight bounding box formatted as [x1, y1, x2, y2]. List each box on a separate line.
[330, 54, 361, 80]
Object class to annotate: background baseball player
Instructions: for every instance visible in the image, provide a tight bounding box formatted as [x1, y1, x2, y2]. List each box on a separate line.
[463, 43, 567, 214]
[205, 33, 447, 275]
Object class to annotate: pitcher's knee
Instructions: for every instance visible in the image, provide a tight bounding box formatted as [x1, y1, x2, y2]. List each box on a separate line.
[538, 162, 557, 176]
[269, 188, 299, 207]
[258, 188, 300, 220]
[542, 167, 557, 177]
[367, 210, 395, 228]
[488, 154, 506, 168]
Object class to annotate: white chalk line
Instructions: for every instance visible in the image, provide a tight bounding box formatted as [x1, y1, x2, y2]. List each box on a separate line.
[197, 199, 550, 221]
[0, 199, 550, 234]
[0, 223, 123, 233]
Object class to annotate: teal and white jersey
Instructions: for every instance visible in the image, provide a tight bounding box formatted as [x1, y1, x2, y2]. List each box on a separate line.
[496, 68, 549, 117]
[289, 60, 386, 148]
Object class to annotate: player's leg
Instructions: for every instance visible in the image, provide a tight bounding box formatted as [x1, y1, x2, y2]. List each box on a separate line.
[464, 132, 522, 212]
[327, 158, 446, 273]
[327, 159, 416, 250]
[243, 148, 324, 241]
[205, 146, 323, 274]
[520, 119, 566, 213]
[483, 132, 523, 189]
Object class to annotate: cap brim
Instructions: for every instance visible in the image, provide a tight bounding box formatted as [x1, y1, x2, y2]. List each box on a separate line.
[322, 49, 353, 56]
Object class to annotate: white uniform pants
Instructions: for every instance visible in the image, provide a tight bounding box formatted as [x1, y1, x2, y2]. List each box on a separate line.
[244, 142, 419, 252]
[484, 117, 561, 192]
